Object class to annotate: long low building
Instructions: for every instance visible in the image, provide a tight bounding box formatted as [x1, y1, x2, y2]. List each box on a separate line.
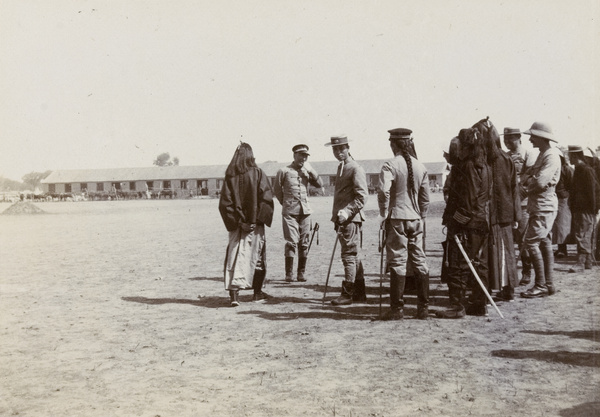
[41, 160, 449, 198]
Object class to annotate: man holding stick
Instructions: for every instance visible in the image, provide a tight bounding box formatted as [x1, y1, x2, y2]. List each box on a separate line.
[377, 128, 430, 320]
[325, 135, 368, 305]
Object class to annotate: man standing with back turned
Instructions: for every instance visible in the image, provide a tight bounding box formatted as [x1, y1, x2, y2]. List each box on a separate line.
[377, 128, 430, 320]
[325, 135, 368, 305]
[273, 144, 323, 282]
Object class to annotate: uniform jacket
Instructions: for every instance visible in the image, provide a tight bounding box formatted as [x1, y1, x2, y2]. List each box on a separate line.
[377, 154, 429, 220]
[525, 147, 561, 213]
[489, 151, 521, 226]
[273, 164, 322, 216]
[331, 158, 368, 223]
[219, 167, 274, 232]
[508, 146, 537, 207]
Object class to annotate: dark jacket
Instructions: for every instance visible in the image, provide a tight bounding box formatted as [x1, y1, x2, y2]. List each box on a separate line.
[219, 167, 274, 232]
[331, 158, 368, 223]
[490, 152, 521, 226]
[569, 161, 598, 214]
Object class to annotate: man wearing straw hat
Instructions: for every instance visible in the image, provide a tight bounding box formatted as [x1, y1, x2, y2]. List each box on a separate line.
[520, 122, 562, 298]
[324, 135, 368, 305]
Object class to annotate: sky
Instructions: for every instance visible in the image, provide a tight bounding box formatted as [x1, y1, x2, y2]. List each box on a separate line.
[0, 0, 598, 181]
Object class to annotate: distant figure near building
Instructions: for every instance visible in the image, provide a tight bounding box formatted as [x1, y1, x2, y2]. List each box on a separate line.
[273, 144, 323, 282]
[219, 143, 274, 307]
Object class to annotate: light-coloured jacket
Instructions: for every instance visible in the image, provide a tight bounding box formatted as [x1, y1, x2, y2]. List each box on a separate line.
[526, 146, 561, 213]
[273, 163, 322, 216]
[378, 154, 429, 220]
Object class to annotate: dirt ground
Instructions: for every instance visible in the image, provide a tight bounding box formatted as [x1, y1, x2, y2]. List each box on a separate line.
[1, 195, 598, 417]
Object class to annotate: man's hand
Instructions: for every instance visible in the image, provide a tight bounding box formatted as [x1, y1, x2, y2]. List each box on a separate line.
[337, 209, 349, 224]
[240, 223, 256, 232]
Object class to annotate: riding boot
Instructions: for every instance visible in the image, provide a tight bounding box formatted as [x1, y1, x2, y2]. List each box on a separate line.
[554, 243, 568, 258]
[415, 271, 430, 320]
[296, 256, 307, 282]
[382, 270, 404, 320]
[331, 281, 354, 306]
[569, 254, 586, 273]
[521, 247, 549, 298]
[540, 238, 556, 295]
[352, 261, 367, 302]
[229, 290, 239, 307]
[285, 257, 294, 282]
[436, 286, 465, 319]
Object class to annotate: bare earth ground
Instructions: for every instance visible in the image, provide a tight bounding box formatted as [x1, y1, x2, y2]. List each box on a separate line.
[0, 195, 598, 417]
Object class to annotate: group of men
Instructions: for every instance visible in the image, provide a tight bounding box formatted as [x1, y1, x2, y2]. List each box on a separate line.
[260, 121, 597, 320]
[273, 129, 431, 320]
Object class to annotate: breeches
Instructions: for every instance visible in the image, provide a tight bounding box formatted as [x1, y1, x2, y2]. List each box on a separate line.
[523, 211, 557, 252]
[282, 213, 311, 257]
[385, 218, 428, 277]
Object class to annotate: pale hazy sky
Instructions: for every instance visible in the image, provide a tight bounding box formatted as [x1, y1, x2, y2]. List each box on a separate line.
[0, 0, 598, 181]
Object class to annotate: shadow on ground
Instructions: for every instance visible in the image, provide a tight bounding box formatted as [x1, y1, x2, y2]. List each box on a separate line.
[491, 349, 600, 367]
[522, 329, 600, 343]
[559, 401, 600, 417]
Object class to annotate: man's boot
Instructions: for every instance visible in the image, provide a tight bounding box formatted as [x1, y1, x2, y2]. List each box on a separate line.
[382, 270, 404, 320]
[352, 261, 367, 302]
[415, 271, 429, 320]
[541, 238, 556, 295]
[585, 254, 593, 270]
[519, 247, 533, 286]
[229, 289, 239, 307]
[436, 286, 465, 319]
[297, 256, 307, 282]
[569, 254, 586, 273]
[554, 243, 568, 258]
[522, 247, 549, 298]
[331, 281, 354, 306]
[285, 257, 294, 282]
[252, 269, 270, 302]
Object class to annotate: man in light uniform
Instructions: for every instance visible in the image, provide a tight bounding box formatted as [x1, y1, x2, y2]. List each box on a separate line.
[273, 144, 323, 282]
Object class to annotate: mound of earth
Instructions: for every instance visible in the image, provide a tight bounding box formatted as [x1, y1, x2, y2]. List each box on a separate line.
[2, 201, 46, 215]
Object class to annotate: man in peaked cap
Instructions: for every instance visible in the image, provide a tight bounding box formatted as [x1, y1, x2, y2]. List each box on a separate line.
[502, 127, 539, 287]
[377, 128, 430, 319]
[273, 144, 323, 282]
[520, 122, 562, 298]
[325, 135, 369, 305]
[566, 145, 598, 273]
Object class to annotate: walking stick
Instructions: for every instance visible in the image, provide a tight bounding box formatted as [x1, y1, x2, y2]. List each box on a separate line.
[378, 224, 386, 318]
[307, 222, 320, 256]
[453, 234, 504, 319]
[322, 233, 340, 305]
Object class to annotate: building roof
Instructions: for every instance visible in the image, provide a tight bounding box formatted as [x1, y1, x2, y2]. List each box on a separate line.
[42, 160, 449, 183]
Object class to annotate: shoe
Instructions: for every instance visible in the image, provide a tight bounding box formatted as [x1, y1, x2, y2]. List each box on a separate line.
[331, 294, 353, 306]
[435, 305, 466, 319]
[546, 284, 556, 296]
[465, 303, 488, 316]
[381, 308, 403, 320]
[252, 292, 271, 303]
[554, 251, 567, 258]
[585, 254, 593, 270]
[229, 290, 240, 307]
[492, 289, 514, 303]
[521, 286, 549, 298]
[416, 305, 429, 320]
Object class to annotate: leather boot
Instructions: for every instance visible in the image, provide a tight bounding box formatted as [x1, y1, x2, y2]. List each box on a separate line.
[554, 243, 568, 258]
[415, 271, 429, 320]
[585, 254, 593, 269]
[352, 261, 367, 302]
[541, 238, 556, 295]
[331, 281, 354, 306]
[229, 290, 239, 307]
[297, 256, 307, 282]
[519, 247, 533, 286]
[436, 287, 465, 319]
[252, 269, 270, 302]
[285, 257, 294, 282]
[569, 254, 586, 273]
[382, 270, 404, 320]
[521, 247, 549, 298]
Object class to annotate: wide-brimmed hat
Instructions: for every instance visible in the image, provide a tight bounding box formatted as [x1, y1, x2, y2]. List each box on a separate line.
[292, 144, 310, 155]
[388, 128, 413, 141]
[568, 145, 584, 153]
[522, 121, 557, 142]
[325, 135, 349, 147]
[502, 127, 522, 137]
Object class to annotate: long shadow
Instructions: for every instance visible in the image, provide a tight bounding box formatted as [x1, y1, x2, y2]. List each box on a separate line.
[521, 329, 600, 343]
[491, 349, 600, 368]
[559, 401, 600, 417]
[188, 276, 222, 282]
[122, 296, 225, 308]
